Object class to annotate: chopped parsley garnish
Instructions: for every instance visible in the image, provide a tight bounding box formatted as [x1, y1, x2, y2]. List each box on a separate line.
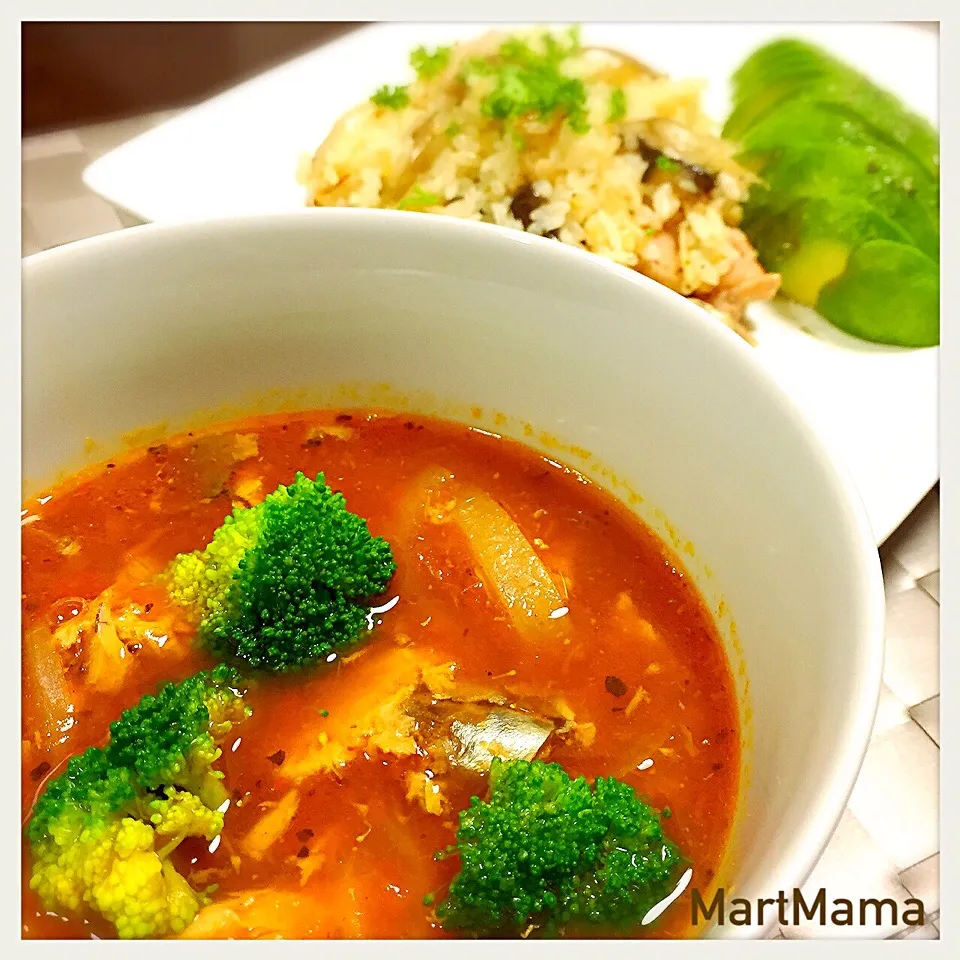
[656, 154, 682, 172]
[444, 121, 462, 138]
[370, 84, 410, 110]
[398, 186, 442, 210]
[411, 45, 452, 79]
[608, 87, 627, 123]
[461, 28, 590, 135]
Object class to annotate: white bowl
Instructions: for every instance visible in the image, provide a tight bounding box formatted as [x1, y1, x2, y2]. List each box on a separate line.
[21, 209, 884, 939]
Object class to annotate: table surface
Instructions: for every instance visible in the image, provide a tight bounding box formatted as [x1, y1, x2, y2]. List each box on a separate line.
[21, 112, 941, 942]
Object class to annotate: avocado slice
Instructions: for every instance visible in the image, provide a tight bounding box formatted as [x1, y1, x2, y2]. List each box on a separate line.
[742, 192, 914, 288]
[725, 38, 939, 180]
[736, 99, 939, 197]
[816, 240, 939, 347]
[742, 195, 938, 347]
[744, 140, 939, 260]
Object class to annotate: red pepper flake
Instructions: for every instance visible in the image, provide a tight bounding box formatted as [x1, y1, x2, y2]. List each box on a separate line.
[30, 761, 52, 782]
[296, 828, 314, 843]
[604, 675, 628, 698]
[267, 749, 286, 766]
[296, 845, 310, 858]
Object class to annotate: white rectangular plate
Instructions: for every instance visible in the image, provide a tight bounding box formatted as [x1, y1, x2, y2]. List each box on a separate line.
[83, 22, 939, 544]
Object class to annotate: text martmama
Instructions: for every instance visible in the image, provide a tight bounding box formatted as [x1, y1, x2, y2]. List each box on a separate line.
[692, 888, 925, 928]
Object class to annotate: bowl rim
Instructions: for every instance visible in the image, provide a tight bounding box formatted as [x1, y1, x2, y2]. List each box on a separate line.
[22, 207, 885, 938]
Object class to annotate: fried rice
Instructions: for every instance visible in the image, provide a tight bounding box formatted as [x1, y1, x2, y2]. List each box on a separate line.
[298, 28, 780, 340]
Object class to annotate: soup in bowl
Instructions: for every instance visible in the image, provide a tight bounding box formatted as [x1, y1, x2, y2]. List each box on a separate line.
[20, 210, 883, 940]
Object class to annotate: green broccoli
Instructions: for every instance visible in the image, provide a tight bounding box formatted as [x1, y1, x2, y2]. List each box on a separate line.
[168, 472, 396, 672]
[436, 758, 684, 936]
[27, 665, 249, 939]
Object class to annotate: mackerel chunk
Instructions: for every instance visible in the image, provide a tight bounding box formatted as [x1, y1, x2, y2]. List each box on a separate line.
[448, 707, 554, 772]
[412, 698, 555, 772]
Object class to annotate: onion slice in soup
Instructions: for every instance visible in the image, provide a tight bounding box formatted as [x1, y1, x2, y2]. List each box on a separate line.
[454, 488, 567, 636]
[23, 625, 71, 745]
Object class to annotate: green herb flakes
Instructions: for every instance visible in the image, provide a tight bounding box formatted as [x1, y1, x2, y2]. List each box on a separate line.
[398, 186, 442, 210]
[608, 88, 627, 123]
[371, 85, 410, 110]
[656, 154, 682, 172]
[463, 30, 590, 135]
[411, 45, 452, 79]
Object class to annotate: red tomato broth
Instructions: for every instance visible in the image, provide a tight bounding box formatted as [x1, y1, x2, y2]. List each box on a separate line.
[21, 410, 740, 940]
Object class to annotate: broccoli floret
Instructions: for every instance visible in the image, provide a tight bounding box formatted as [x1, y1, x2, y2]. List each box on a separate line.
[436, 758, 684, 936]
[168, 472, 396, 672]
[27, 665, 249, 939]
